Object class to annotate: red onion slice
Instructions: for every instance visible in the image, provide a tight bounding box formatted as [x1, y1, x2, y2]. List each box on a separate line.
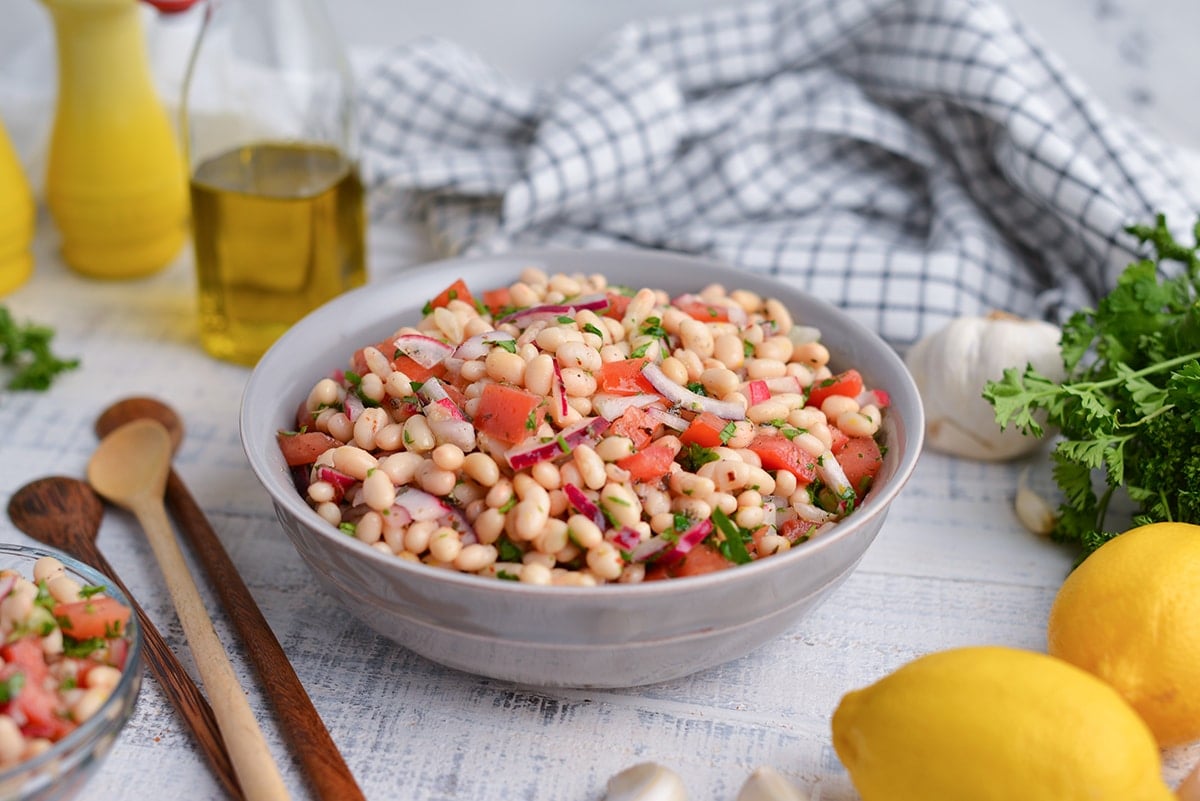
[506, 416, 611, 471]
[552, 360, 569, 418]
[816, 452, 854, 504]
[641, 362, 745, 420]
[746, 379, 770, 406]
[591, 392, 660, 421]
[452, 330, 517, 361]
[611, 527, 641, 551]
[316, 466, 357, 494]
[645, 406, 688, 432]
[653, 518, 713, 566]
[390, 333, 454, 368]
[563, 483, 607, 531]
[393, 487, 451, 521]
[343, 392, 365, 423]
[497, 294, 609, 325]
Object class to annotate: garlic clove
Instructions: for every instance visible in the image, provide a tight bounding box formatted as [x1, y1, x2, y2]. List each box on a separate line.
[735, 766, 810, 801]
[604, 762, 688, 801]
[1015, 466, 1057, 536]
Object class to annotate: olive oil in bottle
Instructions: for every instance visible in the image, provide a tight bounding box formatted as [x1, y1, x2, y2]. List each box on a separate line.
[190, 142, 366, 365]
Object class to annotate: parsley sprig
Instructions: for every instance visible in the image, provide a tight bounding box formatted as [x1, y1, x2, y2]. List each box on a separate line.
[984, 214, 1200, 558]
[0, 307, 80, 390]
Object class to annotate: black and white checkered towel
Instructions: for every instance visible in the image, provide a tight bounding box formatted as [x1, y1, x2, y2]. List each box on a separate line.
[358, 0, 1200, 350]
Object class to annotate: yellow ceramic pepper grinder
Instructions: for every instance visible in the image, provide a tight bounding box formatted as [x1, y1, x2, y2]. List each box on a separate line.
[40, 0, 188, 279]
[0, 117, 35, 296]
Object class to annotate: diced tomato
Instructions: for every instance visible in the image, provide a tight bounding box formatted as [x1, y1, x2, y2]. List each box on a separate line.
[53, 597, 132, 641]
[439, 381, 470, 414]
[778, 517, 816, 545]
[2, 637, 48, 687]
[806, 369, 864, 409]
[609, 405, 660, 450]
[603, 291, 633, 320]
[646, 543, 731, 580]
[474, 383, 546, 445]
[481, 287, 512, 315]
[277, 430, 342, 466]
[351, 341, 447, 383]
[616, 442, 676, 483]
[828, 424, 851, 455]
[679, 412, 729, 448]
[425, 278, 476, 312]
[596, 358, 655, 396]
[835, 436, 884, 496]
[673, 298, 731, 323]
[748, 434, 817, 485]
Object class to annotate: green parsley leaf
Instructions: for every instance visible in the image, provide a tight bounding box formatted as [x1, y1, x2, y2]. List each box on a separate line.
[679, 442, 719, 473]
[496, 537, 523, 562]
[710, 507, 752, 565]
[583, 323, 604, 338]
[685, 381, 708, 396]
[0, 307, 81, 391]
[77, 584, 106, 600]
[0, 673, 24, 703]
[495, 339, 517, 354]
[718, 421, 737, 445]
[557, 316, 575, 324]
[743, 339, 755, 358]
[630, 341, 652, 359]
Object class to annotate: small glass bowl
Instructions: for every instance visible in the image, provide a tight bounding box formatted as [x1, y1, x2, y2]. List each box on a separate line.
[0, 543, 143, 801]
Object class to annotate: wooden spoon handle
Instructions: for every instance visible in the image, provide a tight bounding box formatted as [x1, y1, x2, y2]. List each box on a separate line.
[131, 495, 290, 801]
[165, 468, 366, 801]
[86, 547, 245, 801]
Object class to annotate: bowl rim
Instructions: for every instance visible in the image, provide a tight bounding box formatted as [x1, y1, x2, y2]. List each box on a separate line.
[241, 247, 925, 597]
[0, 543, 143, 785]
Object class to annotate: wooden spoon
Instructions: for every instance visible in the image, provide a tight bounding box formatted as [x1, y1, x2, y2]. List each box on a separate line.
[87, 419, 289, 801]
[6, 477, 244, 801]
[97, 396, 365, 801]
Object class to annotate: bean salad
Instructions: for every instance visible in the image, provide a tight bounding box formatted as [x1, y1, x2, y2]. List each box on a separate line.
[0, 557, 132, 766]
[278, 268, 889, 585]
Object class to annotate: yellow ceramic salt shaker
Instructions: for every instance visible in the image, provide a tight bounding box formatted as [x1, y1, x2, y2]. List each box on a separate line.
[41, 0, 188, 278]
[0, 117, 35, 296]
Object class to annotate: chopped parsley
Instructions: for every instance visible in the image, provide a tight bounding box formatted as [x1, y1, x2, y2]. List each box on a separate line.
[496, 570, 520, 581]
[62, 636, 106, 659]
[685, 381, 708, 396]
[339, 522, 357, 537]
[679, 442, 719, 473]
[498, 497, 518, 514]
[743, 339, 755, 358]
[525, 408, 539, 431]
[718, 421, 737, 445]
[629, 340, 652, 359]
[711, 507, 753, 565]
[0, 306, 80, 391]
[0, 673, 25, 703]
[555, 434, 571, 454]
[496, 537, 524, 562]
[495, 339, 517, 354]
[582, 323, 604, 338]
[556, 315, 575, 325]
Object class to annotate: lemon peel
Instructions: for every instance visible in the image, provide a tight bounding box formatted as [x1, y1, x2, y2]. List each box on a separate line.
[831, 646, 1173, 801]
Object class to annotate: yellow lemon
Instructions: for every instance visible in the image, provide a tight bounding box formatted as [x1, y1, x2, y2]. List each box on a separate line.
[1048, 521, 1200, 748]
[831, 646, 1173, 801]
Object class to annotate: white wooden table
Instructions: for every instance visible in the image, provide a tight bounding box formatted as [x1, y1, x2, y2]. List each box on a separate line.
[1, 2, 1199, 799]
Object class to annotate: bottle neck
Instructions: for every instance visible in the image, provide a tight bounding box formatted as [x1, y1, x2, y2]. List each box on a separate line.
[44, 0, 159, 105]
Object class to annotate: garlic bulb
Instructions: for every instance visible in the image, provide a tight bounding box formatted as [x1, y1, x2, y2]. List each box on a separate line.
[736, 766, 810, 801]
[604, 763, 688, 801]
[904, 312, 1064, 461]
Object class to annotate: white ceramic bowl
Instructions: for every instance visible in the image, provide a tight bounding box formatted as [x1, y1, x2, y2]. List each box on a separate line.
[241, 249, 923, 688]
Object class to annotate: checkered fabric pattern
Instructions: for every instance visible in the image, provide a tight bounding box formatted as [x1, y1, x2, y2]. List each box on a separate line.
[358, 0, 1200, 350]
